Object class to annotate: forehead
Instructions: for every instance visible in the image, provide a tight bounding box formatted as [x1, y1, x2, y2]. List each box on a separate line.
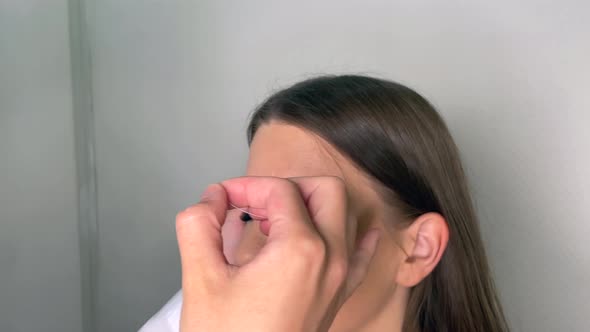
[246, 122, 386, 223]
[246, 122, 345, 178]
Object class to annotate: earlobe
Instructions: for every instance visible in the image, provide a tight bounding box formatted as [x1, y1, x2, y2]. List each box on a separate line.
[395, 212, 449, 287]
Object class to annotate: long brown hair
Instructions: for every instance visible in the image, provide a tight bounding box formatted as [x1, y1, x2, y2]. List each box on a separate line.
[246, 75, 509, 332]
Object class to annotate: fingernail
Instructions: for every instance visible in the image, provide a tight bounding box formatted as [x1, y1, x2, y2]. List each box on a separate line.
[200, 184, 221, 201]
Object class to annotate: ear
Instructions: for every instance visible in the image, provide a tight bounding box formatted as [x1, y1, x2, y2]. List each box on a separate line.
[395, 212, 449, 287]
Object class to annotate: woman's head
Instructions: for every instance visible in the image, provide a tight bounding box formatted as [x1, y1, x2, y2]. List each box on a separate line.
[228, 75, 508, 331]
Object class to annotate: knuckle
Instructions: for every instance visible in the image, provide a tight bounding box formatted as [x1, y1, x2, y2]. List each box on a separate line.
[175, 210, 192, 231]
[295, 236, 326, 261]
[175, 205, 215, 228]
[329, 257, 349, 285]
[283, 234, 325, 267]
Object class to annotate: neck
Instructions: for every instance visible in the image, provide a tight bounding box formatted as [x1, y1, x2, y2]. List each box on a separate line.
[329, 285, 410, 332]
[360, 286, 409, 332]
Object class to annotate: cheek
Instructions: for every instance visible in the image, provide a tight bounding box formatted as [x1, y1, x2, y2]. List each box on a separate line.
[356, 217, 406, 287]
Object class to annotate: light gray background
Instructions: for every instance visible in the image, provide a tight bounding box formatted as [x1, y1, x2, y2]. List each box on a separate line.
[1, 1, 589, 331]
[0, 1, 82, 332]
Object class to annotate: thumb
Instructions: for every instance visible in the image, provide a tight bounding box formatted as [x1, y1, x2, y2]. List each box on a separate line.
[344, 229, 381, 297]
[176, 184, 229, 284]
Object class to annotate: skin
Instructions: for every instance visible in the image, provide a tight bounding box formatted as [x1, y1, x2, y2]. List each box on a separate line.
[178, 122, 448, 332]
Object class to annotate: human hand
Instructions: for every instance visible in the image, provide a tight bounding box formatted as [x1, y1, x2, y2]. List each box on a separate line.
[175, 176, 380, 332]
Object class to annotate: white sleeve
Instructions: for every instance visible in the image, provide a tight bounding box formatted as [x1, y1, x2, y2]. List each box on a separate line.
[138, 290, 183, 332]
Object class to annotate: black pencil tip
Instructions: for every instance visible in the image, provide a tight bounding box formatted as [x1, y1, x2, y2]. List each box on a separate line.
[240, 212, 253, 222]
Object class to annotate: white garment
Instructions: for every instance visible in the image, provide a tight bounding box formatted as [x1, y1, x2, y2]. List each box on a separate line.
[138, 290, 183, 332]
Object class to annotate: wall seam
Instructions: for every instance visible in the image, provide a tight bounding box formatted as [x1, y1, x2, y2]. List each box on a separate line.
[67, 0, 98, 331]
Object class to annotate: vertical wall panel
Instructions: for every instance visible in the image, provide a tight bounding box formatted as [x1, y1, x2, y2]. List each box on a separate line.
[0, 1, 83, 331]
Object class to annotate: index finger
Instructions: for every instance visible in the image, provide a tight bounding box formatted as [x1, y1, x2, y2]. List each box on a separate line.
[219, 176, 315, 241]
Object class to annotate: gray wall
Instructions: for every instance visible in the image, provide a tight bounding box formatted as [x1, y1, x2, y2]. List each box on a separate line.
[88, 1, 590, 331]
[86, 2, 250, 330]
[1, 1, 588, 332]
[0, 1, 82, 332]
